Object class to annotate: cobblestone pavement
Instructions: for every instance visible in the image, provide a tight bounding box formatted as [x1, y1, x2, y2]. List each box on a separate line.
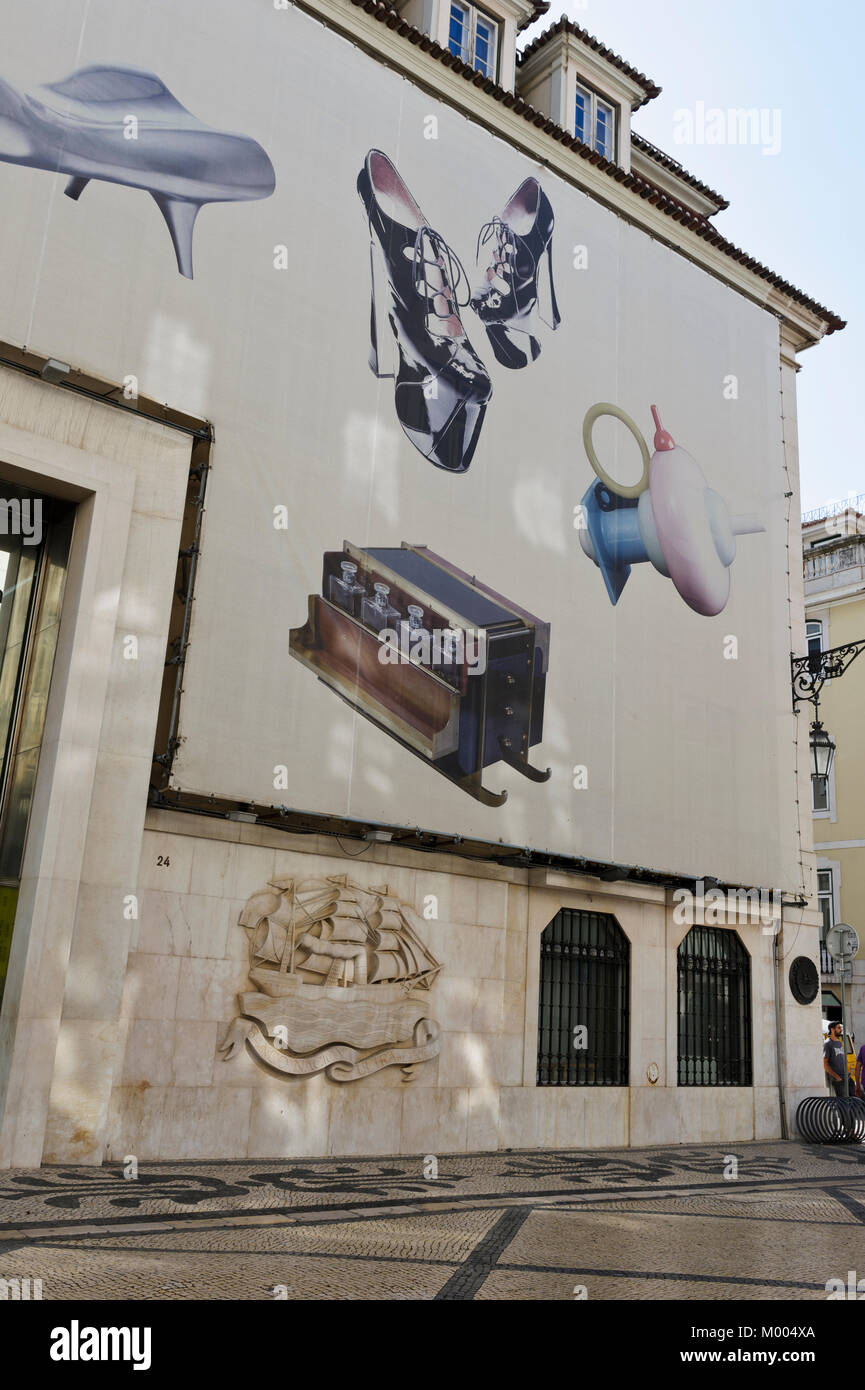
[0, 1141, 863, 1299]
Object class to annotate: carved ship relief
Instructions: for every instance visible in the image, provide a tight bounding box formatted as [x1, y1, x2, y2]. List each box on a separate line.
[220, 874, 442, 1082]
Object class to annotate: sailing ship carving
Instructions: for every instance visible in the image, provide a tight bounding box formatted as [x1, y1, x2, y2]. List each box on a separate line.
[220, 874, 442, 1082]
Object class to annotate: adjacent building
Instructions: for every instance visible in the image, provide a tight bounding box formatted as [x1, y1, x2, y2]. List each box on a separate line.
[803, 499, 865, 1044]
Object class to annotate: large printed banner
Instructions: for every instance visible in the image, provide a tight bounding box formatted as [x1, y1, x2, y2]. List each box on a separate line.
[0, 0, 798, 888]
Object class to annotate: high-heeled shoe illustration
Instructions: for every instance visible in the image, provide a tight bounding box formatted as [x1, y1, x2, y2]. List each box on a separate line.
[0, 65, 275, 278]
[357, 150, 492, 474]
[470, 178, 560, 369]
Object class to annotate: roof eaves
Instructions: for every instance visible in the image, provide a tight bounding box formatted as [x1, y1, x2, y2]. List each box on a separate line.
[517, 1, 550, 34]
[631, 132, 729, 211]
[517, 15, 661, 108]
[346, 0, 845, 334]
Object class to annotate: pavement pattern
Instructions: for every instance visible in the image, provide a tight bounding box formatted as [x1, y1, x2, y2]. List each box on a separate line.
[0, 1141, 863, 1300]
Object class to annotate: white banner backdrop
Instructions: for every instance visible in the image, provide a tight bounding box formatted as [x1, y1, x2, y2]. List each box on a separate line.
[0, 0, 799, 888]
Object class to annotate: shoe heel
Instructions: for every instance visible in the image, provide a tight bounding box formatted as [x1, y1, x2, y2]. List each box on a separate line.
[545, 239, 561, 330]
[367, 239, 394, 379]
[151, 193, 201, 279]
[485, 323, 539, 371]
[64, 175, 89, 201]
[368, 240, 380, 375]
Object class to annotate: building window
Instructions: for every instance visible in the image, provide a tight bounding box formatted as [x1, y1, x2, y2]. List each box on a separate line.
[536, 908, 629, 1087]
[677, 926, 752, 1086]
[818, 868, 834, 973]
[807, 620, 832, 816]
[812, 772, 830, 814]
[818, 869, 834, 931]
[575, 82, 616, 160]
[806, 619, 824, 658]
[448, 3, 498, 80]
[805, 618, 832, 684]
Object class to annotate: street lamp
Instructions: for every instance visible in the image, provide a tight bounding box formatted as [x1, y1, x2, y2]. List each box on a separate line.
[809, 720, 836, 780]
[792, 642, 861, 787]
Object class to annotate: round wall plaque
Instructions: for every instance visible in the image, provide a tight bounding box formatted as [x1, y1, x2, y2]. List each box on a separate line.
[789, 956, 819, 1005]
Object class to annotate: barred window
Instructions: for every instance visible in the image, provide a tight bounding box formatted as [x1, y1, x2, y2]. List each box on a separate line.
[536, 909, 629, 1086]
[677, 926, 752, 1086]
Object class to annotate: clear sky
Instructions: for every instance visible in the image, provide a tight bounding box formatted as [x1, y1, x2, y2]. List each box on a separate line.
[521, 0, 860, 514]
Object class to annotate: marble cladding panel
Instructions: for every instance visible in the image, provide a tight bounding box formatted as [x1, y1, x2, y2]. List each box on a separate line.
[102, 830, 798, 1159]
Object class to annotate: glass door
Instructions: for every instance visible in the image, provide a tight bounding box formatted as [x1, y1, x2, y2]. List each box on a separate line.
[0, 484, 75, 1008]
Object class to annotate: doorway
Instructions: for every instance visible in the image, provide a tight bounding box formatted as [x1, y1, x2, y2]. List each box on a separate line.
[0, 482, 75, 1007]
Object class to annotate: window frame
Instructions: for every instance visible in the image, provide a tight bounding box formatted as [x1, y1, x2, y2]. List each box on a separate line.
[817, 861, 841, 974]
[811, 729, 837, 821]
[817, 867, 834, 935]
[806, 614, 832, 688]
[536, 907, 630, 1088]
[806, 618, 824, 658]
[806, 615, 834, 818]
[448, 1, 499, 81]
[812, 771, 830, 816]
[574, 79, 618, 161]
[677, 925, 752, 1087]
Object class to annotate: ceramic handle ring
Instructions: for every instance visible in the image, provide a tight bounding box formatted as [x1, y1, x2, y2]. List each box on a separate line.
[583, 403, 651, 499]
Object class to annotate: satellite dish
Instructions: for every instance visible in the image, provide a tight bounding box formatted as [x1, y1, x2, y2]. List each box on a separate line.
[826, 923, 860, 960]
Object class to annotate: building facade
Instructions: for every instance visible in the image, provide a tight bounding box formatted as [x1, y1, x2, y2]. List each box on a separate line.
[803, 501, 865, 1045]
[0, 0, 844, 1165]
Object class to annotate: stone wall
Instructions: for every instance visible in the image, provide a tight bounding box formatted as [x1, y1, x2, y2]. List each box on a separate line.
[86, 810, 825, 1162]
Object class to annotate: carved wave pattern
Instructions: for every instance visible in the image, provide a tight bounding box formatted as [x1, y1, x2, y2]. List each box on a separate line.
[240, 991, 427, 1051]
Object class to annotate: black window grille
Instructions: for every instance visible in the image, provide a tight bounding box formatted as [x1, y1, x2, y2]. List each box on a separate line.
[677, 926, 752, 1086]
[536, 909, 629, 1086]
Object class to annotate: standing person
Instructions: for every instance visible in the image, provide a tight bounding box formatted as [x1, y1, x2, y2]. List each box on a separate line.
[824, 1021, 847, 1097]
[855, 1038, 865, 1099]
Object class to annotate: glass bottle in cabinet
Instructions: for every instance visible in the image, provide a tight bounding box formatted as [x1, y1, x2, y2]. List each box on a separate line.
[328, 560, 366, 617]
[404, 604, 432, 666]
[362, 582, 400, 633]
[433, 626, 462, 686]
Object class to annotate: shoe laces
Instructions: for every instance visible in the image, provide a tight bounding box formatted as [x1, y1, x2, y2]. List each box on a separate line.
[407, 225, 470, 332]
[476, 214, 558, 330]
[476, 216, 528, 294]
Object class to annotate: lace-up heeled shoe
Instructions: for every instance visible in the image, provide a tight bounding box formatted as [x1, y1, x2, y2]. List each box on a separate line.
[470, 177, 560, 369]
[0, 66, 275, 278]
[357, 150, 492, 474]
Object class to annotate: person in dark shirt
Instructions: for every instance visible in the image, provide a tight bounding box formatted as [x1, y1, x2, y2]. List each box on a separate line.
[824, 1021, 847, 1097]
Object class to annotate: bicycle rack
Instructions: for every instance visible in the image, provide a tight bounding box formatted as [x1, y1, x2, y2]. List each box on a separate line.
[796, 1094, 865, 1144]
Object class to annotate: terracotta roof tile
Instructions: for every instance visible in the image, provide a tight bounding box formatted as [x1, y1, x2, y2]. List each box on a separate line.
[517, 15, 661, 109]
[345, 0, 845, 334]
[631, 131, 729, 210]
[518, 1, 550, 33]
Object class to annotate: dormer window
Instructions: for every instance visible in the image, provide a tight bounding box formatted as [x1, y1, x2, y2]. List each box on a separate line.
[448, 2, 499, 80]
[575, 80, 617, 159]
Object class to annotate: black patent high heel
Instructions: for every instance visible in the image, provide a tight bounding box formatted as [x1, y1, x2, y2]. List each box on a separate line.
[358, 150, 492, 474]
[470, 178, 560, 370]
